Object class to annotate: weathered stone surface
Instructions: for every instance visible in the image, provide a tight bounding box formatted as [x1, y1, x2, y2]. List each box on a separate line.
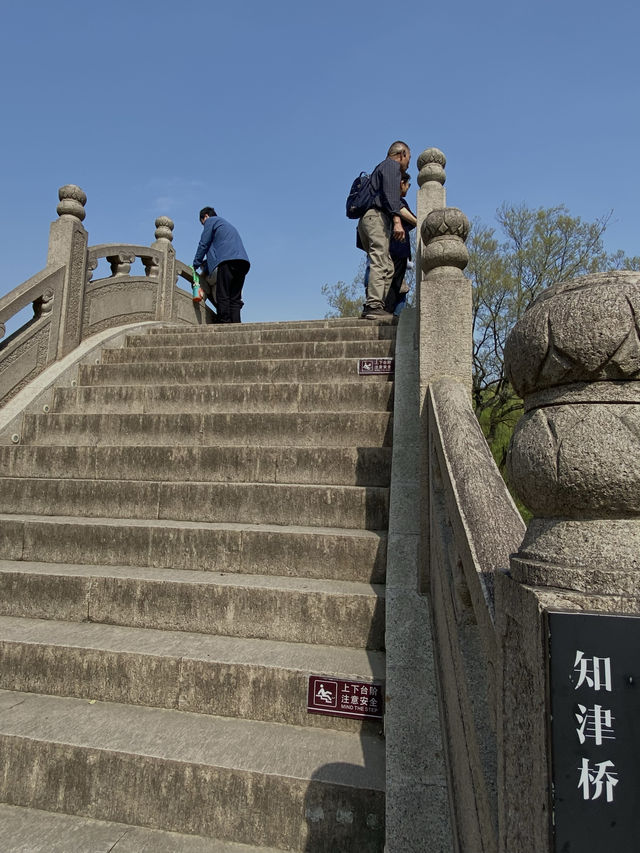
[506, 270, 640, 396]
[0, 478, 389, 530]
[507, 402, 640, 516]
[0, 561, 385, 649]
[0, 314, 394, 848]
[501, 270, 640, 852]
[0, 616, 384, 732]
[0, 803, 286, 853]
[101, 338, 394, 364]
[19, 410, 393, 447]
[0, 514, 387, 582]
[0, 691, 385, 851]
[53, 380, 394, 414]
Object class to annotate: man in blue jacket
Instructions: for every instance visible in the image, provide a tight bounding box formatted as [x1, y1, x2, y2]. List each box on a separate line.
[193, 207, 250, 323]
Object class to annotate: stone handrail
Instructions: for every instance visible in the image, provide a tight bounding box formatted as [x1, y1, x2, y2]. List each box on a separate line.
[427, 378, 525, 852]
[0, 186, 211, 407]
[417, 147, 640, 851]
[416, 148, 525, 852]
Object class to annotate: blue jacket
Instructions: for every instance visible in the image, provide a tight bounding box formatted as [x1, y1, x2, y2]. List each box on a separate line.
[193, 216, 250, 275]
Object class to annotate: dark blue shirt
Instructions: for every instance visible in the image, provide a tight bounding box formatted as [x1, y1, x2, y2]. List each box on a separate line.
[193, 216, 250, 275]
[369, 157, 403, 217]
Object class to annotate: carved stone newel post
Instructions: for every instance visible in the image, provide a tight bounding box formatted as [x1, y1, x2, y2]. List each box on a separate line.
[416, 147, 473, 591]
[152, 216, 176, 321]
[496, 270, 640, 852]
[46, 185, 89, 357]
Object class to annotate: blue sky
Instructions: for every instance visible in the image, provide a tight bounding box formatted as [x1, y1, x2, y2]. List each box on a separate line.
[1, 0, 638, 325]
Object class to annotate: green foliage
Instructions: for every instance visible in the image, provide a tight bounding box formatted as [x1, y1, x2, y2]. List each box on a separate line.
[469, 203, 640, 469]
[321, 259, 366, 318]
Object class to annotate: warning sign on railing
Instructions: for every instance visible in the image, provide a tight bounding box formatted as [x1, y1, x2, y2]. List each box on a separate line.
[307, 676, 384, 720]
[358, 358, 394, 376]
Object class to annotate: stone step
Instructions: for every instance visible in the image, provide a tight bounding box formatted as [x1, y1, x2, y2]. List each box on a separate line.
[0, 561, 385, 648]
[101, 339, 394, 366]
[150, 316, 392, 333]
[0, 690, 385, 850]
[52, 380, 394, 414]
[0, 514, 386, 582]
[77, 357, 395, 386]
[18, 411, 392, 448]
[0, 444, 391, 487]
[129, 324, 396, 347]
[0, 616, 385, 732]
[0, 804, 289, 853]
[0, 478, 389, 530]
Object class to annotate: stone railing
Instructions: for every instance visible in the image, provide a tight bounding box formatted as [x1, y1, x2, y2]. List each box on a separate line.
[416, 148, 525, 852]
[0, 185, 212, 406]
[417, 148, 640, 852]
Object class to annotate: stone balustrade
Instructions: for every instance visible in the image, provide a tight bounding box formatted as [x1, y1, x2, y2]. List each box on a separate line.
[0, 186, 211, 406]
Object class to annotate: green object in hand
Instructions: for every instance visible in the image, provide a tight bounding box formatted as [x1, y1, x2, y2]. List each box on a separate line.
[191, 267, 201, 302]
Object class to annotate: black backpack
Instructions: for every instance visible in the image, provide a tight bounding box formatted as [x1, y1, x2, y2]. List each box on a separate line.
[346, 171, 374, 219]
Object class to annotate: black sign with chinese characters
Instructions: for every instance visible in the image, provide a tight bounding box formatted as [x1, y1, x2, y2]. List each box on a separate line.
[547, 611, 640, 851]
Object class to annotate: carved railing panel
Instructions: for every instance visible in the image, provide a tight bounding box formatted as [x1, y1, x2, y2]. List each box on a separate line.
[0, 190, 211, 408]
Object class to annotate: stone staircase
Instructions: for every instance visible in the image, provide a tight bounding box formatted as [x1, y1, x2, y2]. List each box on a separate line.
[0, 318, 396, 852]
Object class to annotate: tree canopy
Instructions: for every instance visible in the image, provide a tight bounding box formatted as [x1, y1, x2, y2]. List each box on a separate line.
[468, 203, 640, 470]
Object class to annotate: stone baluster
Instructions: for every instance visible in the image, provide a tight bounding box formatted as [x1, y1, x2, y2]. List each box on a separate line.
[106, 253, 135, 277]
[46, 184, 89, 357]
[151, 215, 176, 321]
[496, 270, 640, 852]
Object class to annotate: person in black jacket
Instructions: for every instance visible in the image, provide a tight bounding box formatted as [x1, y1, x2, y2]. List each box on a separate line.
[385, 172, 417, 314]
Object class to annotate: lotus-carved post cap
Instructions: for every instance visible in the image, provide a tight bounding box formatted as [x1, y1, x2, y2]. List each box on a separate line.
[505, 271, 640, 398]
[421, 207, 470, 272]
[154, 216, 174, 242]
[417, 148, 446, 187]
[56, 185, 87, 221]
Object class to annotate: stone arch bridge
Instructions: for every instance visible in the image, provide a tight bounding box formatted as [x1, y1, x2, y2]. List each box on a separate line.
[0, 149, 637, 852]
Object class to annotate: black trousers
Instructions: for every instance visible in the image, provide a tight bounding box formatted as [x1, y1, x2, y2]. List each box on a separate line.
[216, 259, 249, 323]
[384, 256, 408, 314]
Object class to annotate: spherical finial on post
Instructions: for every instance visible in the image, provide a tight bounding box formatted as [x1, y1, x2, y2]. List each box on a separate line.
[154, 216, 174, 243]
[421, 207, 470, 272]
[417, 148, 446, 188]
[56, 185, 87, 222]
[506, 270, 640, 580]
